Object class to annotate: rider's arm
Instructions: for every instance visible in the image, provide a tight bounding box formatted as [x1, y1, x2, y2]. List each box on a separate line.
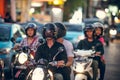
[64, 41, 74, 67]
[96, 41, 104, 55]
[65, 57, 73, 67]
[56, 45, 67, 67]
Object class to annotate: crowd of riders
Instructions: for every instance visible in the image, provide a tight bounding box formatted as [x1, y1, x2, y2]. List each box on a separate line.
[13, 21, 106, 80]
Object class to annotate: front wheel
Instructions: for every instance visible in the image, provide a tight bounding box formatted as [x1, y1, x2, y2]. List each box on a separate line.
[26, 69, 53, 80]
[74, 74, 87, 80]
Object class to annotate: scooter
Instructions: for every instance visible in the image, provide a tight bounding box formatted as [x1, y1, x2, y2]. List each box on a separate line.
[72, 49, 99, 80]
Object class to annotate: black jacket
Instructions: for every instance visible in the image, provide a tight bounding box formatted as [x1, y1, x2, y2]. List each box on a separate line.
[77, 38, 104, 55]
[35, 41, 67, 73]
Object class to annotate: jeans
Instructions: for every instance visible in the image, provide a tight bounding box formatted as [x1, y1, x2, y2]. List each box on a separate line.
[92, 60, 98, 80]
[94, 56, 106, 80]
[57, 67, 71, 80]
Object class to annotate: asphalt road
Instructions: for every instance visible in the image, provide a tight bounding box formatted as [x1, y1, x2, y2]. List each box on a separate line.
[104, 40, 120, 80]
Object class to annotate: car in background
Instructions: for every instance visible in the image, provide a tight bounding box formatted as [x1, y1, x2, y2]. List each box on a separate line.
[63, 22, 85, 49]
[0, 23, 26, 78]
[83, 18, 104, 25]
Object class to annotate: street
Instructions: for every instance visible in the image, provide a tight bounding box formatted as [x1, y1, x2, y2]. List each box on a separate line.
[104, 40, 120, 80]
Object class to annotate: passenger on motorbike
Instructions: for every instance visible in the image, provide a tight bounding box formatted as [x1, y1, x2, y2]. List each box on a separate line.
[54, 22, 74, 80]
[14, 23, 40, 57]
[93, 22, 105, 45]
[35, 23, 68, 80]
[93, 22, 106, 80]
[77, 24, 104, 80]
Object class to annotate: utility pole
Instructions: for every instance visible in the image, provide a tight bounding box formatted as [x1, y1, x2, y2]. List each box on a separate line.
[10, 0, 16, 22]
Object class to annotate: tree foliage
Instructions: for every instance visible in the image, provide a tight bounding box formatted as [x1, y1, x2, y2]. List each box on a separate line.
[63, 0, 86, 21]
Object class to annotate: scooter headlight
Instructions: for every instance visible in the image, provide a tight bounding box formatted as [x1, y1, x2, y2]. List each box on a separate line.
[32, 68, 45, 80]
[18, 52, 28, 64]
[109, 29, 117, 35]
[74, 63, 85, 73]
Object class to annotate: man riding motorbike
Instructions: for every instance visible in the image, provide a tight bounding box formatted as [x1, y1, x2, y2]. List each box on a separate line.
[77, 24, 104, 80]
[35, 23, 68, 80]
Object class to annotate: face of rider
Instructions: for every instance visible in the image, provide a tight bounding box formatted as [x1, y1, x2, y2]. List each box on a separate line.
[86, 30, 93, 39]
[95, 28, 102, 36]
[27, 28, 35, 37]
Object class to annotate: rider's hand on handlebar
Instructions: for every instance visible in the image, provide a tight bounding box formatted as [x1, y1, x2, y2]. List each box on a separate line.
[57, 60, 65, 68]
[95, 52, 101, 56]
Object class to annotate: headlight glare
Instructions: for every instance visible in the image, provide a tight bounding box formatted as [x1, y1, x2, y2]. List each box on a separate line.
[18, 52, 28, 64]
[0, 48, 11, 54]
[109, 29, 117, 35]
[32, 68, 44, 80]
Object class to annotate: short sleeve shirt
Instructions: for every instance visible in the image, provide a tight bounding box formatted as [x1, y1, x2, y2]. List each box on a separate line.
[20, 36, 40, 52]
[63, 39, 74, 57]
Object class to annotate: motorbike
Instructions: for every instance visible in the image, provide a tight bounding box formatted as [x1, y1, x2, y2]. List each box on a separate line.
[10, 37, 45, 80]
[12, 46, 64, 80]
[25, 58, 53, 80]
[72, 49, 100, 80]
[0, 58, 4, 80]
[26, 47, 64, 80]
[11, 46, 35, 80]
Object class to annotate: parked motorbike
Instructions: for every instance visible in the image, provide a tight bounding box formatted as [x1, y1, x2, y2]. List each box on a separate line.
[0, 58, 4, 80]
[72, 49, 99, 80]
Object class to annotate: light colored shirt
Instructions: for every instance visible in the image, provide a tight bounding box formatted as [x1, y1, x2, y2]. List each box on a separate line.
[20, 36, 40, 53]
[63, 39, 74, 57]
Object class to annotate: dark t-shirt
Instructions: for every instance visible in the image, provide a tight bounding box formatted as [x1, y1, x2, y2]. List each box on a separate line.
[77, 38, 104, 55]
[35, 41, 67, 62]
[35, 41, 67, 73]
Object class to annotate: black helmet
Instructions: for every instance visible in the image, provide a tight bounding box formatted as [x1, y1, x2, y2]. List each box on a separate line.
[42, 23, 58, 39]
[25, 23, 37, 37]
[84, 24, 94, 37]
[54, 22, 66, 38]
[93, 22, 104, 35]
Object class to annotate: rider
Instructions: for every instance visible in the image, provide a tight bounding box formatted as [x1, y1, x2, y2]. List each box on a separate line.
[54, 22, 74, 80]
[77, 24, 104, 80]
[93, 22, 106, 80]
[13, 23, 40, 79]
[18, 23, 40, 56]
[35, 23, 68, 80]
[93, 22, 105, 45]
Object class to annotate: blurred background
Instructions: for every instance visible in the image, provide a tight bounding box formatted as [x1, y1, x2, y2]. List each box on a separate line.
[0, 0, 120, 24]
